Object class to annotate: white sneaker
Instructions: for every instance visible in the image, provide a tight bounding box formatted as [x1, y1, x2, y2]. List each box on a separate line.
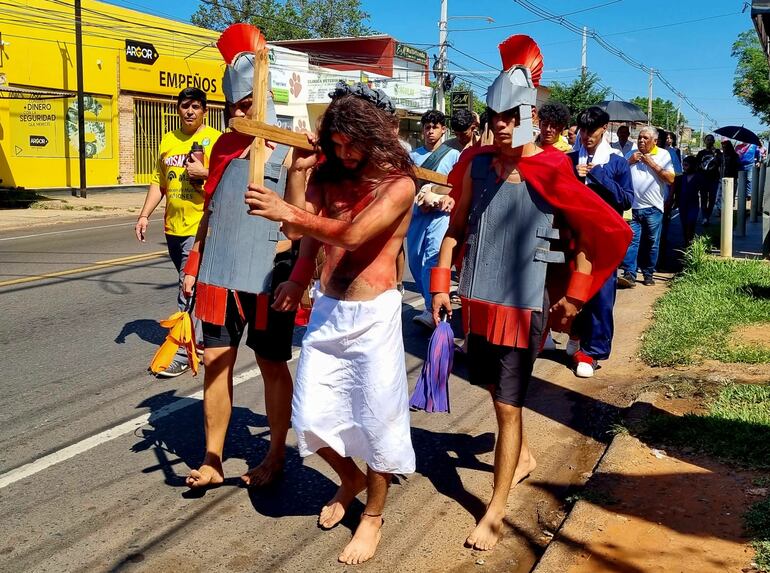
[565, 338, 580, 357]
[412, 309, 436, 330]
[575, 361, 595, 378]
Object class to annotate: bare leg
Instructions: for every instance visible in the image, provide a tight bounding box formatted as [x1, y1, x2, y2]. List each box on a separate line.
[339, 467, 389, 565]
[316, 447, 367, 529]
[466, 400, 522, 551]
[512, 433, 537, 486]
[186, 346, 237, 488]
[241, 356, 293, 487]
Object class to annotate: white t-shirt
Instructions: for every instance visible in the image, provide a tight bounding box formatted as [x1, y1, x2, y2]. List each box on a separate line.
[629, 146, 674, 212]
[612, 140, 636, 156]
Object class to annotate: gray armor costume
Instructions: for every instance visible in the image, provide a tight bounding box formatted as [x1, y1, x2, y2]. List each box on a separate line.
[198, 144, 290, 294]
[458, 154, 564, 312]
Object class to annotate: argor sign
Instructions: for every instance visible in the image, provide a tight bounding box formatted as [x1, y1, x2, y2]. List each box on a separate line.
[125, 39, 159, 65]
[395, 43, 427, 64]
[121, 43, 225, 101]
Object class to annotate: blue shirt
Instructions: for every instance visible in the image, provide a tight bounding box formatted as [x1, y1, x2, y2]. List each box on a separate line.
[410, 145, 461, 175]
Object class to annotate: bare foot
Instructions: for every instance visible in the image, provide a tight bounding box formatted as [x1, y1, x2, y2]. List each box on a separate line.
[186, 456, 224, 489]
[465, 509, 504, 551]
[240, 453, 284, 487]
[318, 470, 367, 530]
[512, 453, 537, 486]
[338, 514, 383, 565]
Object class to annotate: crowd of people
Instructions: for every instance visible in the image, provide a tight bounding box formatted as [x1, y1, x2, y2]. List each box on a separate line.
[132, 27, 761, 566]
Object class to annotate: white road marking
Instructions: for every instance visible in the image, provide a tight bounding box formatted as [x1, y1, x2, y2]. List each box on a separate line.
[0, 350, 298, 490]
[0, 295, 428, 490]
[0, 220, 145, 242]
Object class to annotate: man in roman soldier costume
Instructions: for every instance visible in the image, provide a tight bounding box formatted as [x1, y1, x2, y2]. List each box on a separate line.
[180, 25, 302, 489]
[431, 35, 632, 551]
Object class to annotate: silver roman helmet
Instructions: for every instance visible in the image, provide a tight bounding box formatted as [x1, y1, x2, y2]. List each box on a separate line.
[486, 35, 544, 148]
[222, 53, 278, 125]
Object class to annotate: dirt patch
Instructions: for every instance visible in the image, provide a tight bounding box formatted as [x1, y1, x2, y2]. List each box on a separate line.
[535, 394, 764, 573]
[566, 435, 758, 573]
[732, 323, 770, 349]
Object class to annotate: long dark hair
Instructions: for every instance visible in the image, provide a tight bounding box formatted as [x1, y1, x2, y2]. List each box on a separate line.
[312, 95, 415, 185]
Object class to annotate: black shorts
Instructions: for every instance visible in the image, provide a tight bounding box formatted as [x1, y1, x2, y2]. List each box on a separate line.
[202, 251, 297, 362]
[466, 295, 548, 407]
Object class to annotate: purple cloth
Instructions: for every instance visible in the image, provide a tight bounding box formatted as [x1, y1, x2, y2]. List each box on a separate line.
[409, 321, 454, 413]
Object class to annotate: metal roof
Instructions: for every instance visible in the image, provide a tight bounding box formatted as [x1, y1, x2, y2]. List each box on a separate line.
[0, 85, 73, 99]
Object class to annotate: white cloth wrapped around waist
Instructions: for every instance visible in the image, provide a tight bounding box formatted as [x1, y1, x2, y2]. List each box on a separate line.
[291, 289, 416, 474]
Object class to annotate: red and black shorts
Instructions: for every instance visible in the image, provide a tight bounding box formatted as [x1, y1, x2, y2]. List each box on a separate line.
[202, 251, 296, 362]
[465, 291, 548, 407]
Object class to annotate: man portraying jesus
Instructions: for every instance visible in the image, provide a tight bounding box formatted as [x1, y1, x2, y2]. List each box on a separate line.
[244, 86, 416, 565]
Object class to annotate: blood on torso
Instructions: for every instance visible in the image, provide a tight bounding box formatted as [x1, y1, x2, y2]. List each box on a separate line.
[317, 177, 412, 301]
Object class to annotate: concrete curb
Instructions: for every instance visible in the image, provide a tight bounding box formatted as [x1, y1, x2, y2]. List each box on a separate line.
[532, 391, 659, 572]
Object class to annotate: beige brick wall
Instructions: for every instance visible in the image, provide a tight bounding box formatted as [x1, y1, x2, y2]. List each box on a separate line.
[118, 93, 135, 184]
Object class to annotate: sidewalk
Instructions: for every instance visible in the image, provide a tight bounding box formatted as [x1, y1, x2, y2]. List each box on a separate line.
[533, 392, 760, 573]
[0, 187, 154, 232]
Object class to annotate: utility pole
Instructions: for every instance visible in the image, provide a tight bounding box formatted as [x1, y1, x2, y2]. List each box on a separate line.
[675, 100, 681, 146]
[74, 0, 87, 198]
[581, 27, 587, 78]
[436, 0, 448, 113]
[700, 115, 705, 148]
[647, 68, 653, 126]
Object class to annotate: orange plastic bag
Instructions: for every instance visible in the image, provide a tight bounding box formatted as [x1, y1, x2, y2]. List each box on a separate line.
[149, 311, 200, 375]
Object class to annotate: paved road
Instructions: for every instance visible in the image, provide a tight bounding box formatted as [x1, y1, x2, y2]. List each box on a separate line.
[0, 217, 637, 573]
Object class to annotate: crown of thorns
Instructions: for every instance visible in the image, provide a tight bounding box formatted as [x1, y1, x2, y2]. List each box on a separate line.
[328, 81, 396, 115]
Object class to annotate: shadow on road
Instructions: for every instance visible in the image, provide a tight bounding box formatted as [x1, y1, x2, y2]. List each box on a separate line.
[130, 389, 339, 520]
[115, 318, 167, 345]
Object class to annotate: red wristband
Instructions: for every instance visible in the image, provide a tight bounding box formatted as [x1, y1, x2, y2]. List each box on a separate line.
[566, 271, 593, 303]
[430, 267, 451, 293]
[183, 250, 201, 278]
[288, 257, 315, 289]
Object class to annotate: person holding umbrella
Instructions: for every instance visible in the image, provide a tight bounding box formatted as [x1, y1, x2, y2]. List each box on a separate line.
[611, 125, 636, 156]
[695, 134, 723, 225]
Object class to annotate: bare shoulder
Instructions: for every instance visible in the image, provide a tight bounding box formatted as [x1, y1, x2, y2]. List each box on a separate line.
[377, 175, 416, 204]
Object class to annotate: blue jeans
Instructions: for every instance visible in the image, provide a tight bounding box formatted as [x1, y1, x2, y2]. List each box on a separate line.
[406, 206, 449, 309]
[621, 207, 664, 279]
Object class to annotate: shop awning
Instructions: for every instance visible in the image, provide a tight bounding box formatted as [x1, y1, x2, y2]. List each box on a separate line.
[0, 86, 73, 99]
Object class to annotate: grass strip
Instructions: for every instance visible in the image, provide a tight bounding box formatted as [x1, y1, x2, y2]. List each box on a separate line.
[641, 238, 770, 366]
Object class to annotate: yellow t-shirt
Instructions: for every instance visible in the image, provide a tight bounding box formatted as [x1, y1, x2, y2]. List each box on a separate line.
[151, 125, 221, 237]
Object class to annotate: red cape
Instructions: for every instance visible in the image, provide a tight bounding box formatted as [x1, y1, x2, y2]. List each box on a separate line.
[447, 145, 632, 304]
[203, 131, 254, 208]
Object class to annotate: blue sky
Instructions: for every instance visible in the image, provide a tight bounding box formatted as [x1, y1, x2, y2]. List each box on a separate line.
[110, 0, 761, 134]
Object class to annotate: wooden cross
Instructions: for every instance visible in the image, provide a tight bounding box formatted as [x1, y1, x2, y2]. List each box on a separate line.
[247, 45, 271, 187]
[231, 69, 450, 188]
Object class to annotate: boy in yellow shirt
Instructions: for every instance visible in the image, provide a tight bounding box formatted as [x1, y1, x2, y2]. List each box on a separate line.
[135, 87, 221, 377]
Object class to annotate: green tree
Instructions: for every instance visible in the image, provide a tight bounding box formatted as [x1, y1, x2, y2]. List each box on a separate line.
[191, 0, 373, 39]
[629, 96, 687, 132]
[731, 29, 770, 126]
[547, 72, 610, 123]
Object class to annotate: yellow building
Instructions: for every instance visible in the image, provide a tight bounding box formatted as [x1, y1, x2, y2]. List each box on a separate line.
[0, 0, 309, 189]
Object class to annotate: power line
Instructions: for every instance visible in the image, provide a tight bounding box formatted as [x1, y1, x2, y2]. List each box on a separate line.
[448, 0, 621, 32]
[447, 44, 497, 71]
[511, 0, 719, 129]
